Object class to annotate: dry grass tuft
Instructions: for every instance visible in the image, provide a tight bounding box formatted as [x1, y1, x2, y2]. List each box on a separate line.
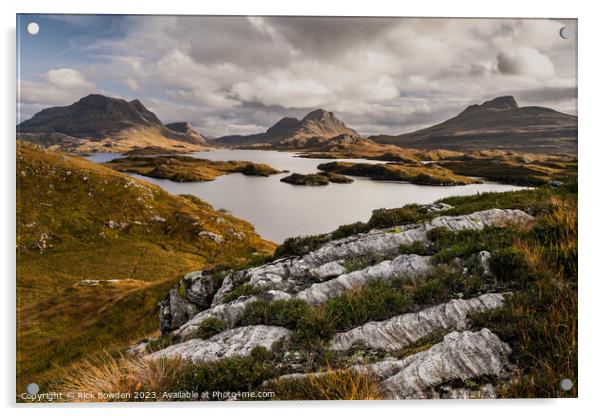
[269, 370, 382, 400]
[54, 352, 183, 402]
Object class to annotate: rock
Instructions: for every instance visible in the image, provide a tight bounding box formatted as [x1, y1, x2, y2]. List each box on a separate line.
[422, 202, 453, 213]
[174, 290, 292, 341]
[296, 254, 433, 305]
[211, 209, 532, 305]
[378, 329, 511, 399]
[147, 325, 291, 363]
[433, 383, 497, 399]
[478, 251, 492, 277]
[198, 231, 223, 244]
[279, 329, 511, 399]
[547, 180, 564, 188]
[159, 289, 201, 335]
[329, 293, 506, 351]
[126, 339, 151, 357]
[180, 271, 218, 309]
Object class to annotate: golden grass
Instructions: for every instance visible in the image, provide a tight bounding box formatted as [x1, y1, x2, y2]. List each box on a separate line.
[269, 370, 383, 400]
[53, 352, 184, 402]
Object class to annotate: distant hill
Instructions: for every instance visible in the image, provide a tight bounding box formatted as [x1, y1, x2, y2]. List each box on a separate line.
[369, 96, 577, 154]
[215, 109, 359, 148]
[17, 94, 208, 153]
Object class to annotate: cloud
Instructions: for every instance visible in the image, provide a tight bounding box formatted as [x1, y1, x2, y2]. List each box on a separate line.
[19, 16, 577, 136]
[19, 68, 98, 107]
[497, 47, 555, 79]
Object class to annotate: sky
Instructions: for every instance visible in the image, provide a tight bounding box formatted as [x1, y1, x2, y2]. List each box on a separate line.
[17, 15, 577, 138]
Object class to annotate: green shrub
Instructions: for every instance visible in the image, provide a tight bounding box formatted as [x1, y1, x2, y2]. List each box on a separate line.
[222, 284, 263, 303]
[323, 281, 413, 331]
[398, 240, 431, 256]
[367, 205, 421, 228]
[331, 222, 370, 240]
[274, 234, 329, 258]
[173, 347, 278, 398]
[235, 299, 312, 329]
[412, 279, 447, 305]
[489, 247, 531, 284]
[194, 318, 228, 340]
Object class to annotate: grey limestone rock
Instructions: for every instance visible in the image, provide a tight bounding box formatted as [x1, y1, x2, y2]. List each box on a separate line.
[147, 325, 291, 363]
[329, 293, 506, 351]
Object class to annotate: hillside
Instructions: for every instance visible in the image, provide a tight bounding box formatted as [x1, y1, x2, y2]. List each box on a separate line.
[16, 142, 275, 392]
[215, 109, 359, 148]
[370, 96, 577, 154]
[55, 183, 577, 400]
[17, 94, 208, 154]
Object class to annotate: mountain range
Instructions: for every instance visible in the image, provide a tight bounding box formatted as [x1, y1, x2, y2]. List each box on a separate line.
[214, 109, 359, 148]
[369, 96, 577, 154]
[17, 94, 577, 155]
[17, 94, 208, 154]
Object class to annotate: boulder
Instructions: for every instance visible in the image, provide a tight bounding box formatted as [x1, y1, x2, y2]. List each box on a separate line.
[296, 254, 433, 305]
[278, 329, 511, 399]
[212, 209, 532, 305]
[147, 325, 291, 363]
[329, 293, 506, 351]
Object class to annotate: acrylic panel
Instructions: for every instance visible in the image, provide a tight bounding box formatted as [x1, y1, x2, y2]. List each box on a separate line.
[16, 14, 577, 402]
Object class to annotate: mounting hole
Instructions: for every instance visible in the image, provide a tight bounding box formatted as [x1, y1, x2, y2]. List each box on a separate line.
[560, 378, 573, 391]
[26, 22, 40, 35]
[26, 382, 40, 395]
[559, 26, 573, 40]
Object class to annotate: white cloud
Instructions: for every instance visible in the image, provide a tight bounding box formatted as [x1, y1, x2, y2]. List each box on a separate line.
[497, 47, 555, 79]
[19, 68, 98, 107]
[20, 17, 577, 136]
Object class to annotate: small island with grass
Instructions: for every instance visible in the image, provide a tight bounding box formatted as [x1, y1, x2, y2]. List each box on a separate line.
[280, 172, 354, 186]
[317, 161, 480, 186]
[105, 155, 281, 182]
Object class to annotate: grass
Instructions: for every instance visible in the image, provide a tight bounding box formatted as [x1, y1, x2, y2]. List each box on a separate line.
[105, 155, 281, 182]
[16, 142, 276, 393]
[469, 192, 577, 397]
[317, 161, 479, 186]
[267, 370, 382, 400]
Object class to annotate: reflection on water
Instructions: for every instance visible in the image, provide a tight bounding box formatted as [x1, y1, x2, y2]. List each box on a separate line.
[87, 149, 526, 243]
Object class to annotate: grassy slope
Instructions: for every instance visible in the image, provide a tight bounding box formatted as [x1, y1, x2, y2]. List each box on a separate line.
[16, 142, 276, 391]
[105, 155, 280, 182]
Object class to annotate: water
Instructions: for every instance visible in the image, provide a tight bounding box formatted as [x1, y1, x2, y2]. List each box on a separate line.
[87, 149, 525, 243]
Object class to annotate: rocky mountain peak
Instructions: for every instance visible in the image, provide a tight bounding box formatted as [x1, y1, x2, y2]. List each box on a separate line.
[462, 96, 519, 114]
[266, 117, 300, 135]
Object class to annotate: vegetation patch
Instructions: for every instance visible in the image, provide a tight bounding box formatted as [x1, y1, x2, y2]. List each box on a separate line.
[105, 155, 280, 182]
[317, 161, 479, 186]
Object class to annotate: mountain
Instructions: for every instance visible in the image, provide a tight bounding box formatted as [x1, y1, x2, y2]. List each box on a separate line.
[215, 109, 359, 148]
[370, 96, 577, 154]
[17, 94, 208, 153]
[164, 122, 207, 145]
